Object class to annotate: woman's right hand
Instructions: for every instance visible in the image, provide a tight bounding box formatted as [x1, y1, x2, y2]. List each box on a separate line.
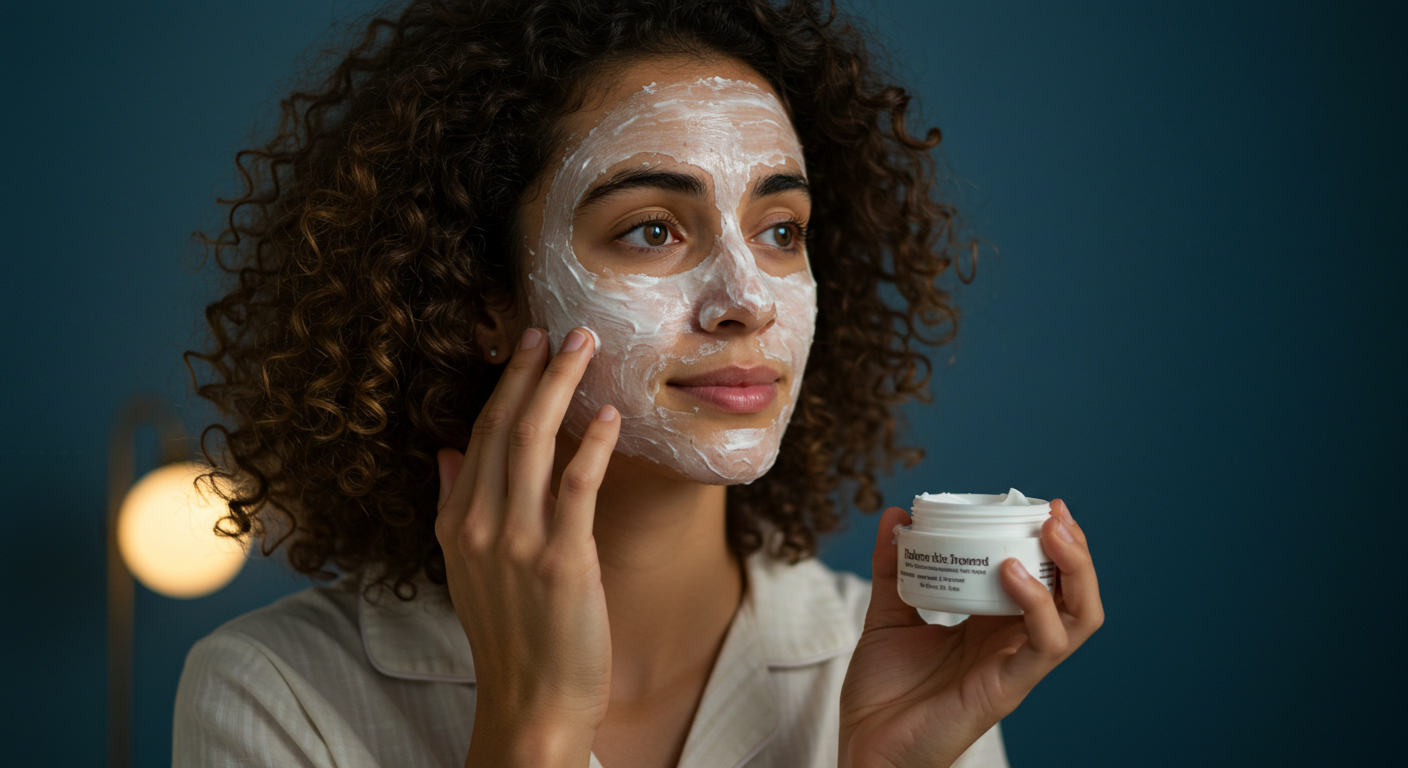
[434, 327, 619, 768]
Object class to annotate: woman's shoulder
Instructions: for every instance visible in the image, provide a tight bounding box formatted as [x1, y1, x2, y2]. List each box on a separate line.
[203, 578, 360, 642]
[174, 579, 472, 766]
[181, 579, 364, 684]
[182, 574, 473, 687]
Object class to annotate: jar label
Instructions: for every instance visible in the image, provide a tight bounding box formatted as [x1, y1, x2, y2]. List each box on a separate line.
[896, 533, 1055, 615]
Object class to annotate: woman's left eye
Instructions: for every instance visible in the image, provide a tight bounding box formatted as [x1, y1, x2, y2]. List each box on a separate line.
[756, 223, 800, 249]
[620, 221, 679, 248]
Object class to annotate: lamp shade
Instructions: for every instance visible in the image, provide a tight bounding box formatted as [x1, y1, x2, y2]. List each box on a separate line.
[116, 462, 246, 598]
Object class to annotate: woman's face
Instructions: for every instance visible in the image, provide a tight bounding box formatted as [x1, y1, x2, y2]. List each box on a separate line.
[518, 57, 815, 485]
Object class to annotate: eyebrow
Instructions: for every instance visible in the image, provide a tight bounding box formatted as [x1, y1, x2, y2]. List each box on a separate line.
[577, 169, 707, 210]
[575, 168, 812, 212]
[752, 172, 810, 199]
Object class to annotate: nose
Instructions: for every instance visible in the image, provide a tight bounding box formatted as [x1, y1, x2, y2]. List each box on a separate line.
[697, 234, 777, 333]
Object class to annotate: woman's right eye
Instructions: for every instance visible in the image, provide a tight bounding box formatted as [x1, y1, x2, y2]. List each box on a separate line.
[620, 221, 679, 248]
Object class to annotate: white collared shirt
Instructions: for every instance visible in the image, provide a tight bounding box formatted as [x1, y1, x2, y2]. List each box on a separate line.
[173, 555, 1008, 768]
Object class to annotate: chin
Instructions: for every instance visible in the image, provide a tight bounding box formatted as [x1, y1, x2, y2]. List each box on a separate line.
[613, 403, 792, 486]
[632, 438, 783, 486]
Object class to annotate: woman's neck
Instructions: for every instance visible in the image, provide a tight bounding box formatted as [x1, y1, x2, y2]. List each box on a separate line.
[553, 438, 742, 703]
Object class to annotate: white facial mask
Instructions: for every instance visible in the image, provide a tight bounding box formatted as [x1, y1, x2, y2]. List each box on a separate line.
[526, 77, 817, 485]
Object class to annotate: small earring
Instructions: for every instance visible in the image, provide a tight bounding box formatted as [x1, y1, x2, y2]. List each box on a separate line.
[489, 346, 499, 359]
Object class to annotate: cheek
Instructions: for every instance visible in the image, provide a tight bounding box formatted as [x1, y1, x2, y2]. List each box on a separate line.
[546, 273, 695, 439]
[756, 271, 818, 377]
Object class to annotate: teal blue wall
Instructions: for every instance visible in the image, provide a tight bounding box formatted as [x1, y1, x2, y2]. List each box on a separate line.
[2, 2, 1403, 765]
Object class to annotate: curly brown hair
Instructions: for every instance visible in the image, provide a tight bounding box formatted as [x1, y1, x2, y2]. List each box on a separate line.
[187, 0, 973, 598]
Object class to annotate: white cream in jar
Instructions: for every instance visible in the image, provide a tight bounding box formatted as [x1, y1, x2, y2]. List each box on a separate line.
[896, 488, 1057, 615]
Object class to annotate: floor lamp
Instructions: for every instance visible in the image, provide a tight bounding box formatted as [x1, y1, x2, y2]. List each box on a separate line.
[107, 395, 245, 768]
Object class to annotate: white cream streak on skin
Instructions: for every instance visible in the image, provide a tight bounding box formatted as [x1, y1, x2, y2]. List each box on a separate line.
[527, 77, 817, 484]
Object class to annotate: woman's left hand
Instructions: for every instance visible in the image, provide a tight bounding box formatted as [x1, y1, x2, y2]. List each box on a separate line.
[838, 499, 1104, 768]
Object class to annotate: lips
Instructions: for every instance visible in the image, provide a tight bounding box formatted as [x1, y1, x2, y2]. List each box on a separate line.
[667, 365, 780, 413]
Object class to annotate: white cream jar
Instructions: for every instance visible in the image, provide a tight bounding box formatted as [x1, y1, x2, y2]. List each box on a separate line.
[896, 489, 1056, 615]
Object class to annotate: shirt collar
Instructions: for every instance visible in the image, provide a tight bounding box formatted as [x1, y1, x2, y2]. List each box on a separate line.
[675, 555, 856, 768]
[359, 553, 858, 683]
[359, 580, 476, 683]
[744, 554, 858, 665]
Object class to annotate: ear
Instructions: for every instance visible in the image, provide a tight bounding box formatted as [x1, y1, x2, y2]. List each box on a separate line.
[475, 297, 527, 365]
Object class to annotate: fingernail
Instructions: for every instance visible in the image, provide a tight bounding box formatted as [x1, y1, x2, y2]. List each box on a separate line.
[890, 523, 902, 546]
[583, 327, 601, 358]
[1056, 499, 1075, 526]
[519, 328, 543, 350]
[1009, 559, 1033, 580]
[1056, 519, 1075, 542]
[561, 329, 586, 352]
[595, 405, 617, 421]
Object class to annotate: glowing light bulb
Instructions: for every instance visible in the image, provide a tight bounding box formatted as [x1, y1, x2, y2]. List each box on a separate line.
[117, 462, 246, 598]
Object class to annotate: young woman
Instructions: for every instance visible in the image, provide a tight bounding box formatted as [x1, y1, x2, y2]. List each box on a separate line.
[177, 1, 1104, 766]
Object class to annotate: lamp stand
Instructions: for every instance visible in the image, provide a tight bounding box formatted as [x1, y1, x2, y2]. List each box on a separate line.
[107, 396, 189, 768]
